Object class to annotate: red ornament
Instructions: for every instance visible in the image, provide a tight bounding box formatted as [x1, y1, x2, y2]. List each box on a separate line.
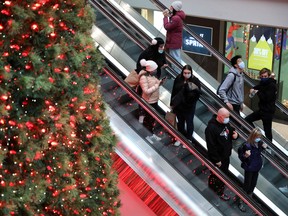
[31, 23, 39, 31]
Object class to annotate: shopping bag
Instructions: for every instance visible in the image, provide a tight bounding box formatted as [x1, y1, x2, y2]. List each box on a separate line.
[165, 111, 177, 129]
[124, 70, 139, 88]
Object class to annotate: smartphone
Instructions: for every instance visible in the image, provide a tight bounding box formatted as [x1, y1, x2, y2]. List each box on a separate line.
[161, 76, 167, 81]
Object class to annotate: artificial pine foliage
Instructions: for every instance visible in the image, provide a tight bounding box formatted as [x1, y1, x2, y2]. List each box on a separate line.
[0, 0, 120, 215]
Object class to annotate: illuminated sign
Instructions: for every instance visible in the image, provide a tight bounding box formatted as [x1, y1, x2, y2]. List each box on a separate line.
[248, 26, 275, 70]
[182, 24, 213, 56]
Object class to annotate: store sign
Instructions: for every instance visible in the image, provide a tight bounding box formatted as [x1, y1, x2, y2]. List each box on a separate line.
[248, 26, 275, 70]
[182, 24, 212, 56]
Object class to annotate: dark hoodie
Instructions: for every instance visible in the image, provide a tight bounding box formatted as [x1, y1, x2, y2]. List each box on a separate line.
[253, 78, 277, 114]
[136, 44, 167, 75]
[205, 115, 236, 163]
[163, 10, 186, 49]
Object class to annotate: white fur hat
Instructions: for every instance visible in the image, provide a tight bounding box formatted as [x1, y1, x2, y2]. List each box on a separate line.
[171, 1, 182, 11]
[140, 59, 158, 72]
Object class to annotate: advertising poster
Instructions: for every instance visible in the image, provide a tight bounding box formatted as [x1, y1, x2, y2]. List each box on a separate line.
[182, 24, 212, 56]
[248, 26, 275, 70]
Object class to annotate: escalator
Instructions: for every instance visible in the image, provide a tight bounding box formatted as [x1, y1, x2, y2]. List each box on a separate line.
[92, 0, 288, 157]
[89, 0, 288, 215]
[99, 52, 287, 215]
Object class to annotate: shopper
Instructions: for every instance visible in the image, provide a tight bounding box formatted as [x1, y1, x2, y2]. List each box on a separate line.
[136, 37, 168, 79]
[237, 128, 268, 212]
[205, 108, 238, 202]
[245, 68, 277, 141]
[138, 59, 166, 142]
[218, 55, 245, 115]
[170, 65, 201, 148]
[163, 1, 185, 72]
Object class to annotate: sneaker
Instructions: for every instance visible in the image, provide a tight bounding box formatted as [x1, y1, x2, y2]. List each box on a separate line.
[145, 136, 153, 144]
[182, 145, 186, 149]
[219, 193, 230, 201]
[139, 115, 145, 123]
[279, 185, 288, 193]
[238, 200, 246, 212]
[152, 134, 161, 141]
[174, 140, 181, 147]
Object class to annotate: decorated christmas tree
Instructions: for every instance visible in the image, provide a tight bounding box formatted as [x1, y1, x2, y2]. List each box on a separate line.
[0, 0, 120, 215]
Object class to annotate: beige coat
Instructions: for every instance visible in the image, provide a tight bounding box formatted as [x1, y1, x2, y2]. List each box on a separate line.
[139, 72, 161, 104]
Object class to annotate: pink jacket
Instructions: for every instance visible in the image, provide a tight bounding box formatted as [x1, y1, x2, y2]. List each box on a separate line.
[163, 10, 186, 49]
[139, 73, 161, 104]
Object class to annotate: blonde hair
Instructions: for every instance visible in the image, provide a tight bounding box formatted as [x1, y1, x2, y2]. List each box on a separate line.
[247, 128, 262, 144]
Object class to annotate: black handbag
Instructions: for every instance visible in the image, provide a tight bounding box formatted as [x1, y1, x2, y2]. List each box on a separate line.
[171, 88, 184, 107]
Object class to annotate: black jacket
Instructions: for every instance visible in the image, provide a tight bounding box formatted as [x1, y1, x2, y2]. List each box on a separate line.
[205, 115, 236, 163]
[253, 78, 277, 114]
[136, 46, 167, 74]
[170, 74, 201, 112]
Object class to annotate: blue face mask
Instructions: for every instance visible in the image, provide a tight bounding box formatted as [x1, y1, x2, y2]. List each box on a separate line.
[223, 117, 230, 124]
[158, 49, 164, 54]
[255, 137, 261, 143]
[261, 77, 269, 82]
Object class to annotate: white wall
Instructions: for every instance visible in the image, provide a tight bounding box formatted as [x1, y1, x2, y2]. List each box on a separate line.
[123, 0, 288, 29]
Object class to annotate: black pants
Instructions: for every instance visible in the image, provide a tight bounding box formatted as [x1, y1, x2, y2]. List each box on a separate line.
[243, 170, 259, 195]
[209, 157, 230, 195]
[232, 104, 241, 115]
[175, 104, 196, 141]
[143, 102, 159, 133]
[245, 110, 273, 141]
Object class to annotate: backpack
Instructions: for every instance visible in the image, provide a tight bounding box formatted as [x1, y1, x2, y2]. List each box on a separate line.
[217, 72, 236, 95]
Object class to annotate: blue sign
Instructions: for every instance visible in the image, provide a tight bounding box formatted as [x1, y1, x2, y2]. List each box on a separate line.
[182, 24, 213, 56]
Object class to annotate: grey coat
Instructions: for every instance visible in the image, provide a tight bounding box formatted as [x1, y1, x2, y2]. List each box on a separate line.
[218, 67, 244, 105]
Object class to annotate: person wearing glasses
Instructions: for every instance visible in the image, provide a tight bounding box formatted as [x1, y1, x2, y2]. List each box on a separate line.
[245, 68, 277, 141]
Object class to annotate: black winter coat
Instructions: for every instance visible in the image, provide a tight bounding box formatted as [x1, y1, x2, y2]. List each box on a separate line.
[170, 74, 201, 112]
[253, 78, 277, 114]
[205, 115, 236, 163]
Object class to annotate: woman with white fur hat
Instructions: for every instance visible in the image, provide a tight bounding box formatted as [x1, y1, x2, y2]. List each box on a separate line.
[139, 59, 166, 142]
[163, 1, 185, 73]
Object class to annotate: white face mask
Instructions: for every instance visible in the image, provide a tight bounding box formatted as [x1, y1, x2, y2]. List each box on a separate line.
[223, 117, 230, 124]
[183, 74, 191, 79]
[238, 61, 245, 69]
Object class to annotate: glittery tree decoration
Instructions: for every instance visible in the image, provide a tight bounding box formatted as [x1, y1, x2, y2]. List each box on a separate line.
[0, 0, 120, 215]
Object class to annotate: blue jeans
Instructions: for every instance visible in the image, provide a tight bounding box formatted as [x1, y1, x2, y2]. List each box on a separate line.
[169, 48, 181, 73]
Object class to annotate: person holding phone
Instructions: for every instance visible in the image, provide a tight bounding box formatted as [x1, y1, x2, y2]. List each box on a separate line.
[170, 65, 201, 147]
[236, 127, 268, 212]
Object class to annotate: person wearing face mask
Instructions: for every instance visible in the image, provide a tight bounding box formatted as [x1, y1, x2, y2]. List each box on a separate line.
[205, 108, 238, 202]
[138, 59, 166, 142]
[170, 65, 201, 147]
[136, 37, 168, 79]
[235, 128, 268, 212]
[218, 55, 245, 115]
[245, 68, 277, 141]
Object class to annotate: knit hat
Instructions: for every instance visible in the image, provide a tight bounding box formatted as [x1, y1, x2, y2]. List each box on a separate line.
[151, 37, 164, 46]
[140, 59, 158, 72]
[171, 1, 182, 11]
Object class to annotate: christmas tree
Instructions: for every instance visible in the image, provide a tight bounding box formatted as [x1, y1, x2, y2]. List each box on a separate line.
[0, 0, 120, 215]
